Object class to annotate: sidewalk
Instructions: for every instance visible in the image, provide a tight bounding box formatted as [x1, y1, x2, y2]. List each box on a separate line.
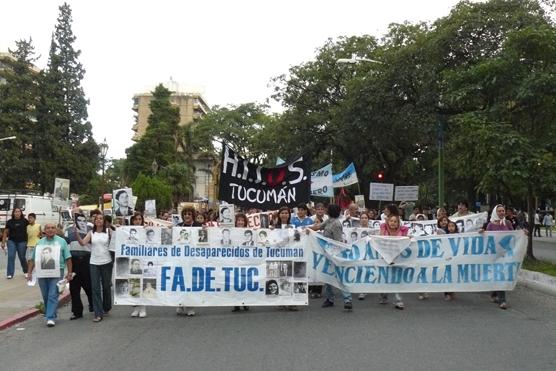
[0, 253, 70, 330]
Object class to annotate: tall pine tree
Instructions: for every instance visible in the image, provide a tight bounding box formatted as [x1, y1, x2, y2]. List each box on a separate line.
[36, 2, 98, 193]
[0, 39, 40, 190]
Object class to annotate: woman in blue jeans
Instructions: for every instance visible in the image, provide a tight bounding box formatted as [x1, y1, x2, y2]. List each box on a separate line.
[76, 213, 113, 322]
[1, 208, 29, 279]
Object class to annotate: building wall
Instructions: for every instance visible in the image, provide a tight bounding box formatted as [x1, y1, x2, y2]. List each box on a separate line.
[132, 92, 209, 141]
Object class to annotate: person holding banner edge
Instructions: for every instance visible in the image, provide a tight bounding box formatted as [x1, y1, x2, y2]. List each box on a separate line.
[129, 212, 148, 318]
[379, 209, 408, 310]
[232, 214, 250, 312]
[307, 204, 353, 311]
[177, 207, 200, 316]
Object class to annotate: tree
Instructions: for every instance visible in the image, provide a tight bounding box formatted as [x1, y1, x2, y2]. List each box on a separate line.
[131, 173, 172, 212]
[35, 2, 98, 193]
[0, 39, 40, 190]
[444, 21, 556, 258]
[190, 103, 276, 164]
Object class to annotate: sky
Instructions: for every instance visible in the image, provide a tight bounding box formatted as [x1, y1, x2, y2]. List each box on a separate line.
[0, 0, 464, 159]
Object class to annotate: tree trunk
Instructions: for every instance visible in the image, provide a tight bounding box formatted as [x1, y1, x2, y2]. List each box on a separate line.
[526, 188, 536, 260]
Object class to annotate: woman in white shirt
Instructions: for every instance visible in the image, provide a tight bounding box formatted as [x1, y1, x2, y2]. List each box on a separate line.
[76, 213, 113, 322]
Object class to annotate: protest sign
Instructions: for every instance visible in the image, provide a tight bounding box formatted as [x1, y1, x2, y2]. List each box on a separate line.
[74, 213, 88, 234]
[114, 227, 309, 306]
[311, 164, 333, 197]
[404, 212, 487, 235]
[218, 145, 311, 210]
[218, 204, 235, 226]
[308, 229, 526, 293]
[369, 182, 394, 201]
[394, 186, 419, 201]
[53, 178, 70, 208]
[247, 211, 274, 228]
[144, 200, 156, 218]
[333, 163, 358, 188]
[113, 188, 134, 217]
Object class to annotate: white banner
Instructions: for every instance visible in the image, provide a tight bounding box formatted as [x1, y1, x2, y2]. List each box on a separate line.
[311, 164, 333, 197]
[405, 212, 487, 235]
[394, 186, 419, 201]
[369, 182, 394, 201]
[114, 227, 309, 306]
[333, 163, 359, 188]
[308, 229, 526, 293]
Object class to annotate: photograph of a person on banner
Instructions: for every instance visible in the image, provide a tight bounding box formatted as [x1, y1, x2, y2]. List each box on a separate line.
[40, 246, 56, 269]
[113, 188, 134, 216]
[220, 228, 232, 246]
[218, 205, 235, 225]
[266, 280, 279, 295]
[198, 229, 209, 245]
[242, 229, 254, 246]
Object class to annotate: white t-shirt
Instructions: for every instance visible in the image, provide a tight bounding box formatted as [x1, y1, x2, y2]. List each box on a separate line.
[90, 231, 112, 265]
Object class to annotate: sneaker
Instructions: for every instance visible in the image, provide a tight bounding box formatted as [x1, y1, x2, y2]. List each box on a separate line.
[139, 307, 147, 318]
[379, 294, 388, 305]
[499, 302, 508, 310]
[344, 302, 353, 311]
[130, 308, 140, 317]
[176, 306, 186, 316]
[321, 299, 334, 308]
[186, 308, 196, 316]
[358, 293, 366, 301]
[46, 320, 55, 327]
[6, 275, 13, 279]
[417, 294, 425, 300]
[395, 301, 405, 310]
[444, 293, 454, 301]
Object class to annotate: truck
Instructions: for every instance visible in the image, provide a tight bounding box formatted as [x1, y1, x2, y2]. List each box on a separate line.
[0, 193, 60, 230]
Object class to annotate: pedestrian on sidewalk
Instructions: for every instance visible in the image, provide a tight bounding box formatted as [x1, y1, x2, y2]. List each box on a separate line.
[2, 207, 29, 279]
[75, 213, 113, 323]
[27, 223, 73, 327]
[534, 211, 542, 237]
[26, 213, 42, 264]
[543, 212, 554, 237]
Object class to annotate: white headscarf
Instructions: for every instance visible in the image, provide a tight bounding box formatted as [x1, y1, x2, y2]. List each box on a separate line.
[490, 204, 505, 224]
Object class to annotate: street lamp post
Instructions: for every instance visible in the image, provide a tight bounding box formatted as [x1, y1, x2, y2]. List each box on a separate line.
[99, 138, 109, 211]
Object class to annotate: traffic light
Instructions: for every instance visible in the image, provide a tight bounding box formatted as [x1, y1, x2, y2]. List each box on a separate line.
[376, 171, 384, 181]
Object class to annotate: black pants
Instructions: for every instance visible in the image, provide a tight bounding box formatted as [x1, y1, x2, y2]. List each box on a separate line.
[534, 224, 541, 237]
[70, 253, 93, 316]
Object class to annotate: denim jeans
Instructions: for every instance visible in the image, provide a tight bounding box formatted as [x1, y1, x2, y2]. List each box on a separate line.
[324, 284, 352, 303]
[90, 262, 113, 317]
[38, 277, 60, 321]
[7, 240, 27, 276]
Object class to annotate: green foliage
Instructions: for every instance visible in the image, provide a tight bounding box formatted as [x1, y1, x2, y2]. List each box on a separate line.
[157, 162, 195, 206]
[35, 2, 98, 193]
[0, 39, 40, 190]
[522, 257, 556, 277]
[191, 103, 276, 164]
[131, 173, 172, 212]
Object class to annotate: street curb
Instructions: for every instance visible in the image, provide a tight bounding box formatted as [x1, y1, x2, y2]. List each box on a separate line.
[0, 290, 71, 331]
[518, 269, 556, 297]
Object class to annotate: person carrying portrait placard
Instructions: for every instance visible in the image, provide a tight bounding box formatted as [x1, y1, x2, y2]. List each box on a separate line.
[27, 223, 73, 327]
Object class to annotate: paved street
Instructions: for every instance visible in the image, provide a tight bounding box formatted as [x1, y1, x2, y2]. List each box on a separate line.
[533, 237, 556, 263]
[1, 286, 554, 371]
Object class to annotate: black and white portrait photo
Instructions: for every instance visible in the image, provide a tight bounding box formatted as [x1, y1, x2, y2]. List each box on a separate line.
[198, 229, 208, 245]
[173, 228, 190, 244]
[259, 213, 270, 229]
[172, 214, 181, 226]
[161, 228, 172, 245]
[257, 229, 270, 246]
[242, 229, 254, 246]
[116, 257, 130, 276]
[293, 282, 307, 294]
[456, 219, 465, 233]
[293, 262, 306, 278]
[143, 261, 156, 277]
[113, 188, 134, 217]
[265, 279, 279, 295]
[115, 279, 130, 297]
[0, 198, 10, 211]
[130, 259, 143, 275]
[279, 278, 292, 296]
[144, 199, 156, 218]
[220, 228, 232, 246]
[129, 278, 141, 297]
[127, 228, 141, 243]
[74, 213, 88, 234]
[145, 228, 161, 244]
[266, 261, 280, 278]
[218, 204, 235, 226]
[279, 261, 292, 277]
[53, 178, 70, 202]
[142, 279, 157, 298]
[40, 246, 56, 270]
